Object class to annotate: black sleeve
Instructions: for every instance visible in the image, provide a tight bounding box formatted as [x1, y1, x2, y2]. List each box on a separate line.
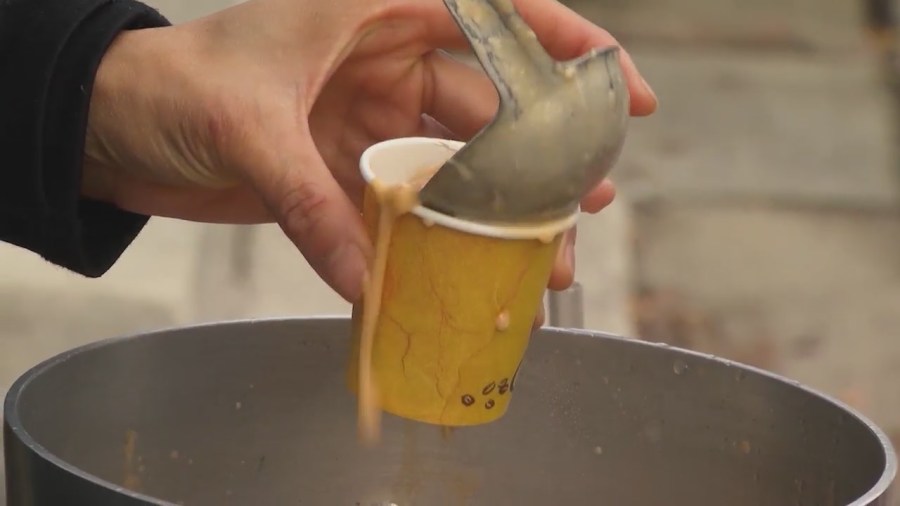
[864, 0, 896, 30]
[0, 0, 170, 276]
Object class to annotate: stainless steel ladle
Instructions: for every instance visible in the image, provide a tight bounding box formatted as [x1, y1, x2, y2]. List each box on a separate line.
[418, 0, 630, 224]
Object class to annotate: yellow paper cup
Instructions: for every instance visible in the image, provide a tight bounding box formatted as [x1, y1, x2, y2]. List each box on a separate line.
[347, 137, 577, 427]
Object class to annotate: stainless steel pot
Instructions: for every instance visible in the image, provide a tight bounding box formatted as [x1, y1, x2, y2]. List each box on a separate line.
[4, 317, 896, 505]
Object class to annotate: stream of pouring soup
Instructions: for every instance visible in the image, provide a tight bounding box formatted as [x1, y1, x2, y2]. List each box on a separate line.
[357, 165, 439, 444]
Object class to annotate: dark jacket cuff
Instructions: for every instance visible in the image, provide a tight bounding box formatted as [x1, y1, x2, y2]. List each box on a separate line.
[0, 0, 171, 276]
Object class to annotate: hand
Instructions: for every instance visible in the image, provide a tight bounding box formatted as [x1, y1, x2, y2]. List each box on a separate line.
[82, 0, 657, 302]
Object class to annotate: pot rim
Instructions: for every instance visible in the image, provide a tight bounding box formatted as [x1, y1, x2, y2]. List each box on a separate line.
[4, 316, 896, 505]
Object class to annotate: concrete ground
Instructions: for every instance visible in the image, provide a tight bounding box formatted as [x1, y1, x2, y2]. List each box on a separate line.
[3, 0, 899, 503]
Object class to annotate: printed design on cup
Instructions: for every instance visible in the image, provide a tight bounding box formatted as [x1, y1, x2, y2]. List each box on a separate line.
[459, 377, 512, 410]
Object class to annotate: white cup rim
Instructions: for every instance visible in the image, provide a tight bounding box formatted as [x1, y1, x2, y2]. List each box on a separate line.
[359, 137, 578, 240]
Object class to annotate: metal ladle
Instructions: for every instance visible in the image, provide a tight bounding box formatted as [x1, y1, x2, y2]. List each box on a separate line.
[418, 0, 631, 224]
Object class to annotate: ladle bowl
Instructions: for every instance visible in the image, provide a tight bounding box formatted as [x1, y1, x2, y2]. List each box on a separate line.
[4, 318, 896, 505]
[419, 0, 630, 223]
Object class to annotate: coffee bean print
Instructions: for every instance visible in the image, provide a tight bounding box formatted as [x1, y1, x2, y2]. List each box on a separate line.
[498, 378, 510, 395]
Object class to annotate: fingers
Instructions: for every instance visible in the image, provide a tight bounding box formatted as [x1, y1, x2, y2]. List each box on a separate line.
[548, 178, 615, 290]
[510, 0, 657, 116]
[420, 0, 657, 117]
[423, 50, 498, 140]
[245, 126, 371, 302]
[580, 179, 616, 214]
[545, 179, 615, 291]
[548, 227, 577, 291]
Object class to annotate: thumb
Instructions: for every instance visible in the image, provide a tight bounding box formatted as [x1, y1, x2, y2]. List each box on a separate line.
[245, 131, 371, 302]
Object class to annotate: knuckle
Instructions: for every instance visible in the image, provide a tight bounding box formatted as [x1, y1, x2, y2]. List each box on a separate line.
[199, 95, 244, 151]
[199, 95, 272, 173]
[190, 100, 250, 179]
[279, 180, 330, 240]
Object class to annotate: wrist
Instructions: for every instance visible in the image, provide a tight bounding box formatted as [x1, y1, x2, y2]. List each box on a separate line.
[82, 24, 209, 202]
[82, 27, 156, 204]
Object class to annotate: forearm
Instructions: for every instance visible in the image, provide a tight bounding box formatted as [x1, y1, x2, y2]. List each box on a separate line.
[0, 0, 170, 275]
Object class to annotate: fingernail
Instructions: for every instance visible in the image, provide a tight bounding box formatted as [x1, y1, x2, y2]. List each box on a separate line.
[328, 241, 368, 302]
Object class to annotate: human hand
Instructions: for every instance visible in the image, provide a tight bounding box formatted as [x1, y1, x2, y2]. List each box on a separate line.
[82, 0, 656, 303]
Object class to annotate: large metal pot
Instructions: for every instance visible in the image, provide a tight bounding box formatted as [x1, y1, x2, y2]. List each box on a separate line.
[4, 317, 896, 505]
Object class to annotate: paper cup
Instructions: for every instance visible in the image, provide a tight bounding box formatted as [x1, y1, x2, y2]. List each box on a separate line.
[347, 137, 578, 426]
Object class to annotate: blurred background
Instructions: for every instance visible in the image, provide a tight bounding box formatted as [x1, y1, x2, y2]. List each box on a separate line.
[2, 0, 900, 503]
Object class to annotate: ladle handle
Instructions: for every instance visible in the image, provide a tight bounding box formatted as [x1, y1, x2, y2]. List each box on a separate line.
[443, 0, 555, 108]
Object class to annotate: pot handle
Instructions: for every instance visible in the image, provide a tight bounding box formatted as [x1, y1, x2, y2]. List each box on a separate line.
[546, 282, 584, 329]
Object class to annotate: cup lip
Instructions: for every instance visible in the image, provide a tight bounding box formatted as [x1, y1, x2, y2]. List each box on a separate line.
[359, 137, 579, 240]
